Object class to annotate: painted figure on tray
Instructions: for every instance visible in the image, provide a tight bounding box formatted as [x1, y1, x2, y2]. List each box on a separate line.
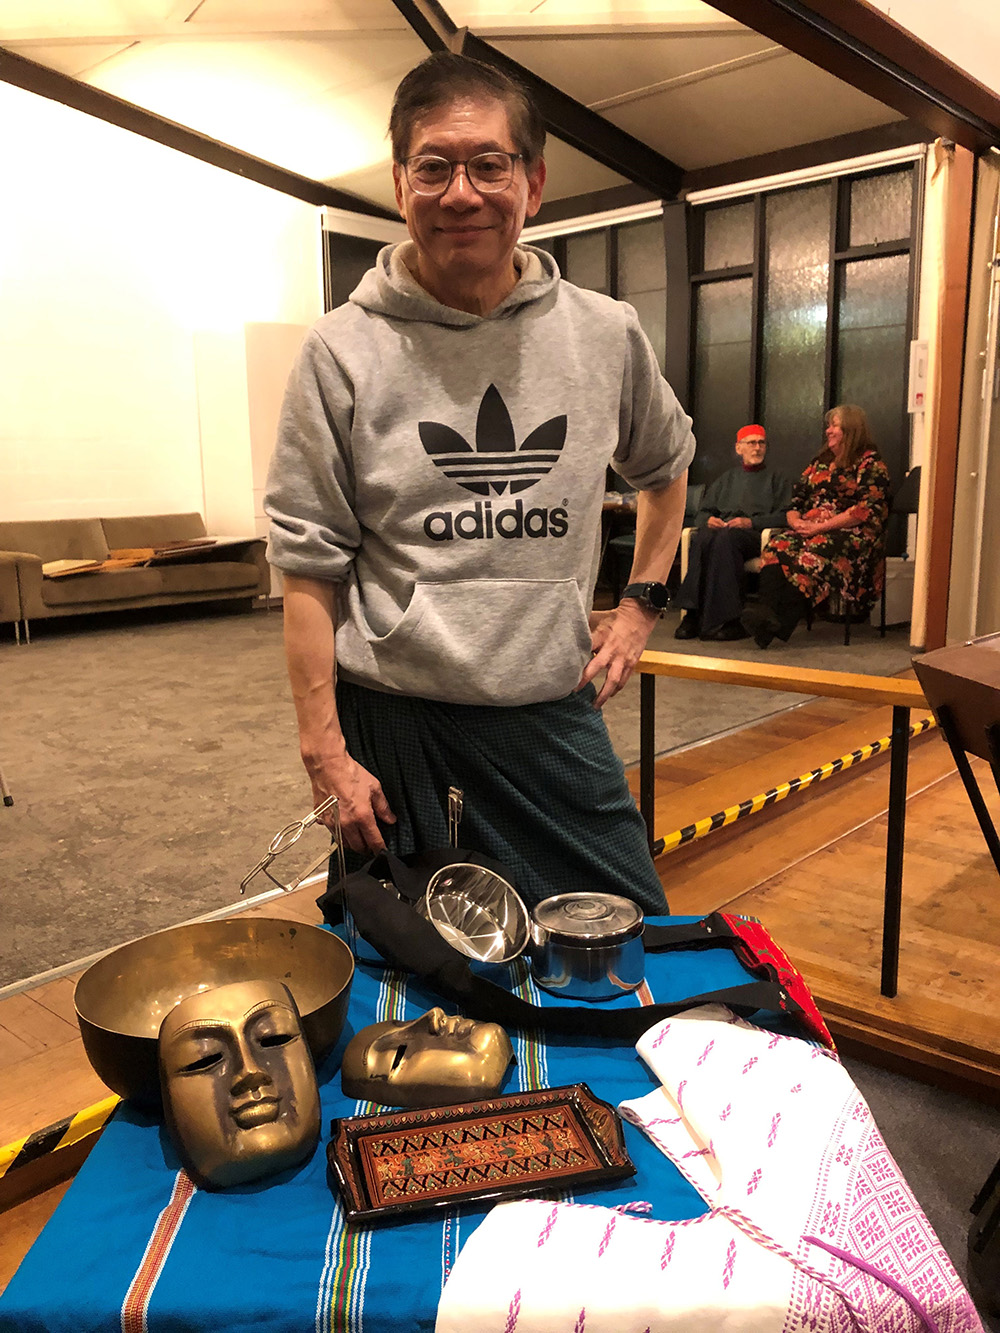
[264, 52, 695, 911]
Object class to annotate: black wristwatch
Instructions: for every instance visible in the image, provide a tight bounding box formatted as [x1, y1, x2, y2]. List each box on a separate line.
[621, 581, 671, 613]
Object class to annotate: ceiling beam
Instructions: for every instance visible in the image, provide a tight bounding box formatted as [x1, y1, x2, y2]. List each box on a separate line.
[680, 118, 931, 194]
[704, 0, 1000, 153]
[0, 45, 399, 219]
[387, 0, 457, 53]
[389, 0, 684, 198]
[459, 31, 683, 198]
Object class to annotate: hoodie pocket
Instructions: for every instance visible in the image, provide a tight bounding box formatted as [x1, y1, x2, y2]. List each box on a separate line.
[363, 578, 592, 706]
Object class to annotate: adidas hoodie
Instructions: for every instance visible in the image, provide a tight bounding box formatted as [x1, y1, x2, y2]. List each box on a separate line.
[265, 242, 695, 707]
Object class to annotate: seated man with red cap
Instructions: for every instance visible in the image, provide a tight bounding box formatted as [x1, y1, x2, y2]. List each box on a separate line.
[674, 425, 793, 641]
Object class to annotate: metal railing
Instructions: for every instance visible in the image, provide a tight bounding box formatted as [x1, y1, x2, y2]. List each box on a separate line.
[635, 650, 930, 999]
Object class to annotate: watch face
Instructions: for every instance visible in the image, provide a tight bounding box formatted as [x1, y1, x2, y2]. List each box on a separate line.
[646, 583, 671, 610]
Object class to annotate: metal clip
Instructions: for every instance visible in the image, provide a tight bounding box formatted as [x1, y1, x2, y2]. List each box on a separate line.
[448, 786, 464, 850]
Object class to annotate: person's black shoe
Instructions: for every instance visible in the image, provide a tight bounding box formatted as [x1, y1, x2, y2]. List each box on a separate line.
[740, 605, 781, 649]
[701, 619, 750, 642]
[674, 612, 700, 640]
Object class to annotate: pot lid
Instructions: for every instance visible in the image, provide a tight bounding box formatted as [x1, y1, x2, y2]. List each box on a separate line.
[533, 893, 643, 942]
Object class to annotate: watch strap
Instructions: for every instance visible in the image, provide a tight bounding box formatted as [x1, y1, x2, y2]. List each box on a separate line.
[621, 581, 670, 611]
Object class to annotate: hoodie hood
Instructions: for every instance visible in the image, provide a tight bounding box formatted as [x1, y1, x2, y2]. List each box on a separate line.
[349, 241, 559, 327]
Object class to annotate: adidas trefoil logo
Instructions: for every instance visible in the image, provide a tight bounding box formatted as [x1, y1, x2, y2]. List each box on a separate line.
[419, 384, 567, 496]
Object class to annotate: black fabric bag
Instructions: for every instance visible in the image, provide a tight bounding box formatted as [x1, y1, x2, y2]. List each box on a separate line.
[317, 853, 812, 1044]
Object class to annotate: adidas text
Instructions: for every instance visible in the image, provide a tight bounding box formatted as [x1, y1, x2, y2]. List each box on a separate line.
[424, 499, 569, 542]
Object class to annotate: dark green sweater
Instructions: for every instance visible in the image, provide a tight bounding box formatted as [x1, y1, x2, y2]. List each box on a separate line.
[694, 466, 793, 532]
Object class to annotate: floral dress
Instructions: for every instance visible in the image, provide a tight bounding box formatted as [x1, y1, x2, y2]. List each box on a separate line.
[760, 448, 890, 612]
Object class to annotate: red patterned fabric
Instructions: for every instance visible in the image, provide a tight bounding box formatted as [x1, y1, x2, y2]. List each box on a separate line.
[719, 914, 835, 1051]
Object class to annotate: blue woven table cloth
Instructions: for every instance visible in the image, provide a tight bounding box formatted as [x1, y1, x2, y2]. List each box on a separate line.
[0, 919, 802, 1333]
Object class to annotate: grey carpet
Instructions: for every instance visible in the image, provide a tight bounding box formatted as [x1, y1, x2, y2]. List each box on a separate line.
[1, 604, 913, 987]
[0, 604, 994, 1325]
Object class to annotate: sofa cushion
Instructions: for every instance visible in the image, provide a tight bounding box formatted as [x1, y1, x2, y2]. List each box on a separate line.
[101, 513, 207, 548]
[157, 562, 259, 594]
[40, 567, 164, 606]
[0, 519, 109, 564]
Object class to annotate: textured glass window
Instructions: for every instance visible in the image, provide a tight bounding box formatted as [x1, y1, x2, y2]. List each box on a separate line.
[761, 184, 832, 473]
[618, 220, 665, 369]
[703, 202, 755, 271]
[628, 289, 666, 370]
[565, 230, 608, 293]
[618, 219, 666, 294]
[691, 278, 753, 481]
[849, 170, 913, 247]
[836, 253, 910, 481]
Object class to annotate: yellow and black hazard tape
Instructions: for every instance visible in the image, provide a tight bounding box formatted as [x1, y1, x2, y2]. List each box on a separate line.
[0, 1094, 120, 1183]
[658, 713, 937, 856]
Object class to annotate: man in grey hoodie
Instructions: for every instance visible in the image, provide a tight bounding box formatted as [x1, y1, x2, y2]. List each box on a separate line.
[265, 52, 695, 912]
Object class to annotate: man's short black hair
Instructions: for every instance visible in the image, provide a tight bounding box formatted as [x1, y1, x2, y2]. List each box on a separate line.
[390, 51, 546, 166]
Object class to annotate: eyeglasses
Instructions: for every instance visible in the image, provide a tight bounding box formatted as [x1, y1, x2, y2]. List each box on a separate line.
[399, 151, 524, 196]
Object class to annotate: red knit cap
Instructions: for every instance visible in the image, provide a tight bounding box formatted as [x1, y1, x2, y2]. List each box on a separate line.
[737, 424, 766, 441]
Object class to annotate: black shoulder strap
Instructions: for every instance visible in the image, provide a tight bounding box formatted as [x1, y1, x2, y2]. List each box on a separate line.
[334, 870, 804, 1043]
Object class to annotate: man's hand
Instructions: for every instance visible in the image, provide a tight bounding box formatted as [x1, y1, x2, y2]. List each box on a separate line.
[707, 515, 727, 528]
[302, 746, 396, 856]
[576, 600, 660, 708]
[726, 516, 752, 529]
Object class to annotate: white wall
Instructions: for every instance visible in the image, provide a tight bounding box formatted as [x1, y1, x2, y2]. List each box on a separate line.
[0, 81, 322, 526]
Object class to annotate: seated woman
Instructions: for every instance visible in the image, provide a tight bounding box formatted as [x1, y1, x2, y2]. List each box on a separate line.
[741, 404, 890, 649]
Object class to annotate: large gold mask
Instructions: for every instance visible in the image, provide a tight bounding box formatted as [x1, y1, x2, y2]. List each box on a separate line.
[341, 1007, 513, 1108]
[158, 979, 321, 1189]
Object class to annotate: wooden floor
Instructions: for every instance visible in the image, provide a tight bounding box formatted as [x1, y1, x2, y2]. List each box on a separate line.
[3, 686, 1000, 1290]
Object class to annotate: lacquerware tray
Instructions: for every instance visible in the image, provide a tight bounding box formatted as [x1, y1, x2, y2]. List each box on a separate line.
[327, 1081, 634, 1224]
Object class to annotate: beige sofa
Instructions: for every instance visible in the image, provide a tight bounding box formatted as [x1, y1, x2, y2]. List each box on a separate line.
[0, 513, 269, 642]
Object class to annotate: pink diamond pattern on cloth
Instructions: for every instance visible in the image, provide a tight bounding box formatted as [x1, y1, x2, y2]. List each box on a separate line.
[768, 1113, 782, 1148]
[720, 1103, 732, 1122]
[742, 1056, 758, 1075]
[660, 1230, 676, 1270]
[747, 1169, 762, 1196]
[785, 1103, 981, 1333]
[697, 1040, 716, 1066]
[537, 1206, 558, 1248]
[598, 1217, 616, 1257]
[722, 1238, 737, 1289]
[574, 1308, 586, 1332]
[503, 1288, 521, 1333]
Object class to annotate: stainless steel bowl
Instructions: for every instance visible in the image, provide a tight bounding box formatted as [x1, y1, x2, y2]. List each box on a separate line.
[423, 864, 530, 964]
[74, 918, 354, 1105]
[530, 893, 645, 1000]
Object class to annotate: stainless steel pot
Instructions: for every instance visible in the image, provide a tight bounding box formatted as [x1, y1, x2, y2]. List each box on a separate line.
[530, 893, 645, 1000]
[423, 863, 530, 965]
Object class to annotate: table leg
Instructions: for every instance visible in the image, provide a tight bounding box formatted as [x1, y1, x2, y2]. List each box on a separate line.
[640, 674, 656, 855]
[937, 706, 1000, 875]
[880, 705, 910, 998]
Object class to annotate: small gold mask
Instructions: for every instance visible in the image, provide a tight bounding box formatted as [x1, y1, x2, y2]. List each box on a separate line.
[341, 1007, 513, 1108]
[158, 980, 321, 1189]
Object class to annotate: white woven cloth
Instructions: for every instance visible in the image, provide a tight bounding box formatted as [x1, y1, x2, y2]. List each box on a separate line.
[435, 1006, 982, 1333]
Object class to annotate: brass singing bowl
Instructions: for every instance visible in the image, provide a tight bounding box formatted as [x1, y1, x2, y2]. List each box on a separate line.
[74, 918, 354, 1106]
